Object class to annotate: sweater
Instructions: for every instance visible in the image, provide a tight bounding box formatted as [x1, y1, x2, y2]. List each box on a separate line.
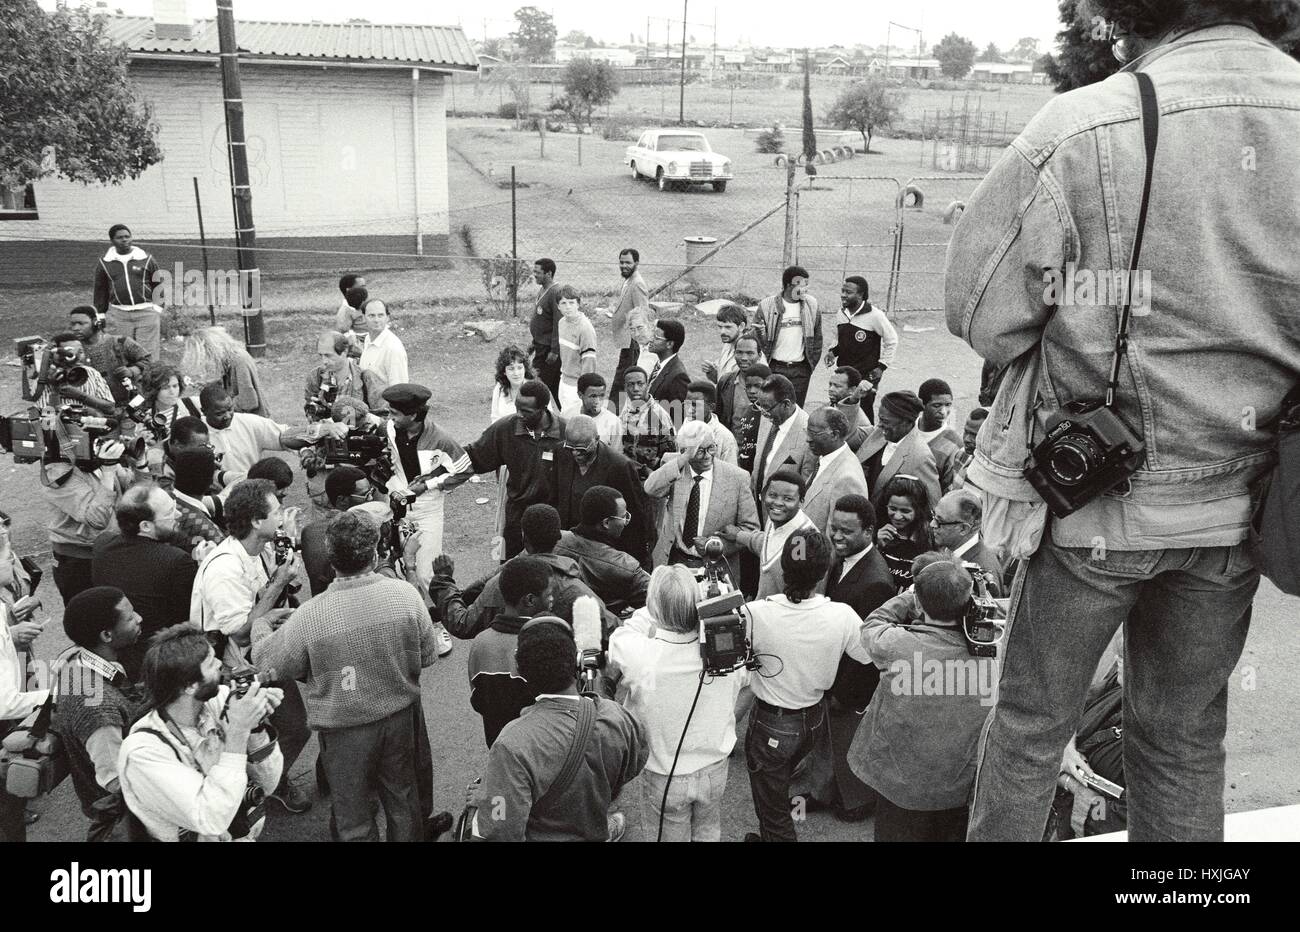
[251, 573, 437, 730]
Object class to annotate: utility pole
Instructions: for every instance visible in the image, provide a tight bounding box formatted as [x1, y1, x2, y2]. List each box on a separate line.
[782, 158, 797, 266]
[679, 0, 688, 124]
[216, 0, 264, 356]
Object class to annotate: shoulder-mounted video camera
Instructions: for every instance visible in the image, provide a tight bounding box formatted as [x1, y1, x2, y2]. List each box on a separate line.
[693, 536, 756, 676]
[314, 426, 395, 487]
[961, 563, 1005, 658]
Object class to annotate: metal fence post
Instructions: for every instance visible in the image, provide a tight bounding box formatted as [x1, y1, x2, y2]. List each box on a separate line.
[192, 176, 216, 326]
[511, 165, 518, 318]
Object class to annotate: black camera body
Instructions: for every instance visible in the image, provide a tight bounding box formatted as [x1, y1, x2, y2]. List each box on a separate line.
[1024, 399, 1145, 518]
[692, 537, 755, 676]
[50, 364, 92, 389]
[961, 564, 1004, 658]
[304, 376, 339, 421]
[320, 428, 395, 487]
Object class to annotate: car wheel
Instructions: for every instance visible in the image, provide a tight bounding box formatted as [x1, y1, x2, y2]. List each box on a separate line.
[630, 162, 640, 180]
[712, 180, 728, 193]
[656, 169, 669, 192]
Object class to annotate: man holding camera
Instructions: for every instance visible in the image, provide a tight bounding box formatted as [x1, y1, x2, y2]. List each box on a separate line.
[31, 332, 118, 416]
[191, 479, 310, 813]
[66, 305, 152, 406]
[469, 618, 647, 841]
[253, 511, 441, 842]
[41, 434, 135, 606]
[118, 624, 284, 842]
[304, 331, 389, 420]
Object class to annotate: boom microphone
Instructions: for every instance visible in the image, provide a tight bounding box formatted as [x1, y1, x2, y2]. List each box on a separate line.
[573, 595, 604, 695]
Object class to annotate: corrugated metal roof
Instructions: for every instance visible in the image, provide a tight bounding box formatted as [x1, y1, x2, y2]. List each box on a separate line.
[97, 15, 478, 70]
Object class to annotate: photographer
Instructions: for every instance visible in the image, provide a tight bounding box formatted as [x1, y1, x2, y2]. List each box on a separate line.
[31, 332, 118, 416]
[743, 528, 870, 843]
[41, 433, 134, 606]
[304, 331, 389, 421]
[66, 305, 152, 406]
[117, 623, 284, 842]
[470, 618, 647, 842]
[946, 5, 1300, 842]
[252, 511, 441, 842]
[846, 553, 992, 842]
[606, 565, 749, 842]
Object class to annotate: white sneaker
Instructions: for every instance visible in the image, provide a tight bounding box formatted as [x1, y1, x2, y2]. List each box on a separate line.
[435, 623, 454, 657]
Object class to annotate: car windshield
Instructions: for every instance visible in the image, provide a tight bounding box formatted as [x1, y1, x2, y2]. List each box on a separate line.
[657, 135, 710, 153]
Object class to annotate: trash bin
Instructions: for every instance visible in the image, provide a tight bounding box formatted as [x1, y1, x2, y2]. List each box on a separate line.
[683, 235, 718, 291]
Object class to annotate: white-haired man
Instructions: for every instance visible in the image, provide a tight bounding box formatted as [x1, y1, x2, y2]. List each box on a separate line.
[644, 419, 758, 586]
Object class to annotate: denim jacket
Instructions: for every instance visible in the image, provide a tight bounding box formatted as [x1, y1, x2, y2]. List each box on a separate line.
[946, 26, 1300, 548]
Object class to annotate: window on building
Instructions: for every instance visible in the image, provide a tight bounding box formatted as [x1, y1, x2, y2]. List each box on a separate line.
[0, 183, 37, 220]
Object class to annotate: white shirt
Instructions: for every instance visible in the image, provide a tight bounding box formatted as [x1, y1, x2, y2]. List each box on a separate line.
[759, 510, 816, 576]
[635, 342, 659, 378]
[746, 594, 870, 709]
[881, 440, 900, 466]
[608, 618, 749, 775]
[490, 384, 518, 424]
[715, 343, 738, 381]
[191, 536, 268, 642]
[0, 603, 49, 722]
[763, 411, 799, 478]
[817, 441, 852, 476]
[837, 542, 875, 583]
[118, 686, 283, 842]
[360, 327, 409, 387]
[917, 425, 946, 445]
[678, 464, 714, 554]
[560, 402, 624, 448]
[209, 412, 286, 478]
[772, 299, 805, 362]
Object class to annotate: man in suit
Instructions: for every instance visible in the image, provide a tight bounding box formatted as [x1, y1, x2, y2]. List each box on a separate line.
[917, 378, 964, 495]
[817, 493, 897, 821]
[801, 406, 870, 535]
[752, 374, 812, 523]
[858, 391, 941, 512]
[930, 488, 1004, 596]
[644, 420, 759, 589]
[716, 331, 764, 430]
[647, 318, 691, 428]
[554, 415, 655, 568]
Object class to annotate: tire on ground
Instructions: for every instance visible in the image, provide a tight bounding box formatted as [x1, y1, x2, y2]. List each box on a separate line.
[897, 184, 924, 209]
[943, 200, 966, 224]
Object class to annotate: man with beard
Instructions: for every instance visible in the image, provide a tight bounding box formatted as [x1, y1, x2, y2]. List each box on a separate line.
[716, 332, 764, 430]
[609, 248, 650, 348]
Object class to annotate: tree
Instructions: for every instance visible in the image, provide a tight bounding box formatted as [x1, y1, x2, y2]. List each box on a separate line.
[1, 1, 161, 196]
[1033, 52, 1056, 73]
[978, 43, 1004, 63]
[826, 78, 904, 153]
[489, 60, 532, 128]
[480, 37, 505, 59]
[1008, 36, 1041, 62]
[1043, 0, 1121, 91]
[512, 6, 557, 61]
[801, 51, 817, 173]
[560, 58, 620, 130]
[563, 30, 590, 47]
[934, 33, 978, 79]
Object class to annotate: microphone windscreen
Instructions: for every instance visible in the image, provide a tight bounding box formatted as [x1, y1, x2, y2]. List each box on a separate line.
[572, 595, 603, 654]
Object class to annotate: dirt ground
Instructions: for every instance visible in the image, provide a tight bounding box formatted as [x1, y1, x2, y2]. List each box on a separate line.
[6, 297, 1298, 842]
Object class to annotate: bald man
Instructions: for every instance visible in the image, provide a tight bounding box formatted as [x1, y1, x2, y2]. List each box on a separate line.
[554, 415, 656, 568]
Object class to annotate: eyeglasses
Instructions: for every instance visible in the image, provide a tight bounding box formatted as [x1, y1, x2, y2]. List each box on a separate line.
[605, 513, 631, 524]
[930, 517, 968, 529]
[563, 441, 597, 453]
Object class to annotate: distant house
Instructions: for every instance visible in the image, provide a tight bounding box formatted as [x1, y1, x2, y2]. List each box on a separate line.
[971, 62, 1035, 83]
[6, 6, 477, 284]
[554, 44, 638, 67]
[884, 57, 942, 80]
[818, 56, 853, 74]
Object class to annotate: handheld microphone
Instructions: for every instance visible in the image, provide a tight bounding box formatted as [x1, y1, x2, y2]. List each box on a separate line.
[572, 596, 604, 696]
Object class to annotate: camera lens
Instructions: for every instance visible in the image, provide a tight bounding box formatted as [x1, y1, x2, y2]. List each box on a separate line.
[1048, 435, 1101, 485]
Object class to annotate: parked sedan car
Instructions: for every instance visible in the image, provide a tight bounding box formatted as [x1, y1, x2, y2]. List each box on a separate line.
[626, 129, 733, 192]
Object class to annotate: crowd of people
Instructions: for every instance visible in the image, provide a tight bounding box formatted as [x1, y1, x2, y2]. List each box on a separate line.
[2, 5, 1297, 845]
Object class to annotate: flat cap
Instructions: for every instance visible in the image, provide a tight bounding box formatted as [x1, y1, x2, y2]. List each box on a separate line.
[381, 383, 432, 414]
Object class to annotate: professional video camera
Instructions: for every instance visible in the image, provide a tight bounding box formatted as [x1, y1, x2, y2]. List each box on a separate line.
[375, 509, 418, 565]
[272, 530, 302, 607]
[960, 563, 1006, 658]
[692, 536, 755, 677]
[304, 373, 339, 422]
[312, 426, 395, 487]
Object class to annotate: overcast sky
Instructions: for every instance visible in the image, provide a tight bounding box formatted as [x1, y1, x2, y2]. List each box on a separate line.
[61, 0, 1064, 53]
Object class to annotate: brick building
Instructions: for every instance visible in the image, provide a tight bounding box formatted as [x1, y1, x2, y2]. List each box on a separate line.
[3, 8, 477, 285]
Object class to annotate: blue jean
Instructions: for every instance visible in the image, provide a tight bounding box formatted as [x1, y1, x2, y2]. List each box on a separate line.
[967, 539, 1258, 842]
[641, 758, 730, 842]
[745, 699, 826, 842]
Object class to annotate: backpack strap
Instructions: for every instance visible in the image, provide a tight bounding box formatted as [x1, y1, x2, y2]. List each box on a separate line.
[535, 697, 596, 810]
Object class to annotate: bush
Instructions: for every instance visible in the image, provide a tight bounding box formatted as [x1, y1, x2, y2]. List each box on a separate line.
[599, 114, 639, 141]
[497, 101, 519, 120]
[755, 123, 786, 154]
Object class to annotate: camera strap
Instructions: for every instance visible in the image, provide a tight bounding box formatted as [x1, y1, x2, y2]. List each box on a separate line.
[536, 696, 596, 810]
[1104, 71, 1159, 410]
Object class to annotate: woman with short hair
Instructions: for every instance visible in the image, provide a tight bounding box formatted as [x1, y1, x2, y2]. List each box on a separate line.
[606, 564, 749, 841]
